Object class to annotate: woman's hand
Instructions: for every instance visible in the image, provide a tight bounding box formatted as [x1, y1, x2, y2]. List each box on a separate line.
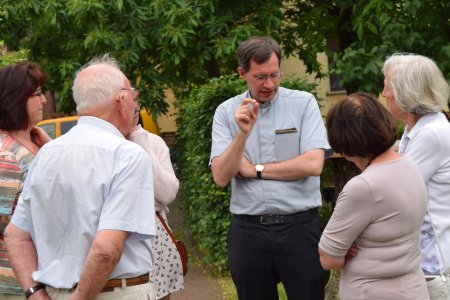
[345, 243, 358, 260]
[30, 126, 52, 148]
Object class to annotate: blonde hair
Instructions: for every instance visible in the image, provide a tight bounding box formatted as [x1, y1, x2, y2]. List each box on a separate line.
[382, 53, 449, 114]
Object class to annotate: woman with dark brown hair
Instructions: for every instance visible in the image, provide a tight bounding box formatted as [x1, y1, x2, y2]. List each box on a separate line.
[0, 62, 50, 299]
[319, 93, 429, 299]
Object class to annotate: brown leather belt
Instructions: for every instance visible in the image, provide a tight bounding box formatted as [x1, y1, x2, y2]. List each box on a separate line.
[46, 273, 150, 294]
[100, 273, 150, 292]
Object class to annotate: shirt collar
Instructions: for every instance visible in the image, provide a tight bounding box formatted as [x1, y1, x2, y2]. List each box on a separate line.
[404, 112, 439, 141]
[400, 112, 440, 154]
[77, 116, 125, 138]
[246, 90, 279, 109]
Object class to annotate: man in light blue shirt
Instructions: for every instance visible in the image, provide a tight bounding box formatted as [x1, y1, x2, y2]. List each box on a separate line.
[5, 56, 157, 300]
[210, 37, 331, 299]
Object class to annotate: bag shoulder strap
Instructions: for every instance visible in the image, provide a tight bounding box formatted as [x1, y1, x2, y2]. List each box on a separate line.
[156, 211, 178, 245]
[428, 206, 449, 276]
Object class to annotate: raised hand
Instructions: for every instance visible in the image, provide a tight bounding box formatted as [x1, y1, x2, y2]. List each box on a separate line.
[234, 98, 259, 136]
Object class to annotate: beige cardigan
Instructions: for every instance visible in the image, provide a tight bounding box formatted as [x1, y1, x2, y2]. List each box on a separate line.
[129, 125, 179, 219]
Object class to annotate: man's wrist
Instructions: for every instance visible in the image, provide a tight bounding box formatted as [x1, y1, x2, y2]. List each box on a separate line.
[255, 164, 264, 179]
[24, 283, 46, 299]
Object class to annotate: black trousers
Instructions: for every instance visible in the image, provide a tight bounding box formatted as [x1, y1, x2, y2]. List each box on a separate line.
[228, 212, 329, 300]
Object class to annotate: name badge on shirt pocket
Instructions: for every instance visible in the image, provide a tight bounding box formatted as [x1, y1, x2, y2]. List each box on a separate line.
[274, 128, 300, 161]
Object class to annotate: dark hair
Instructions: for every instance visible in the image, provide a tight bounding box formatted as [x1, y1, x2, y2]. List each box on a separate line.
[237, 37, 282, 72]
[326, 92, 397, 158]
[0, 62, 46, 131]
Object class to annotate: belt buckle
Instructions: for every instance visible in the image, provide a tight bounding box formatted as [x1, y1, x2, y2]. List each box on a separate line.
[260, 215, 267, 224]
[260, 214, 283, 225]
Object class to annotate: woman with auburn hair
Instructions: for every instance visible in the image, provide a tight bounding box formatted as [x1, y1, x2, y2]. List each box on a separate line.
[319, 93, 429, 299]
[0, 62, 51, 299]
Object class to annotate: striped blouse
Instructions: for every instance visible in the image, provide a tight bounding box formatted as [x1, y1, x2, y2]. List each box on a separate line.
[0, 133, 35, 295]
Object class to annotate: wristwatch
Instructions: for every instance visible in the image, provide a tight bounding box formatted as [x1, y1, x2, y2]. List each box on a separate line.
[24, 283, 46, 299]
[255, 164, 265, 179]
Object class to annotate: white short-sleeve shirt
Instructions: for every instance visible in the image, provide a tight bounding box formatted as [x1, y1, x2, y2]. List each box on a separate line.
[12, 116, 155, 288]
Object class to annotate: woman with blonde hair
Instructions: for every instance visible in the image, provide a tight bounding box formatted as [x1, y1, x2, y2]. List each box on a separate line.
[382, 53, 450, 299]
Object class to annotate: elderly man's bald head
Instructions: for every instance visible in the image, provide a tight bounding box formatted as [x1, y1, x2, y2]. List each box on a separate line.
[73, 56, 125, 114]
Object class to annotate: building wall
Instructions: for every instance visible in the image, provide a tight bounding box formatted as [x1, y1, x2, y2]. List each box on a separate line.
[157, 89, 178, 133]
[157, 89, 178, 148]
[280, 53, 346, 117]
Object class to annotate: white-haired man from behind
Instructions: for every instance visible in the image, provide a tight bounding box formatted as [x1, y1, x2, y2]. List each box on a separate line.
[4, 55, 157, 300]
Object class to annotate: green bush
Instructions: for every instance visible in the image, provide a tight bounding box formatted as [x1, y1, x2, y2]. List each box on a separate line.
[0, 41, 28, 67]
[174, 74, 320, 274]
[395, 120, 406, 139]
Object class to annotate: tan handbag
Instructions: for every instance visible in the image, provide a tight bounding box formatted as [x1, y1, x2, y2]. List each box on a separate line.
[156, 212, 188, 276]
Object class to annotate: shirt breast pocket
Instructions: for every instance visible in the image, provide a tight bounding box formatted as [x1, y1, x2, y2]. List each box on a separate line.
[274, 129, 300, 162]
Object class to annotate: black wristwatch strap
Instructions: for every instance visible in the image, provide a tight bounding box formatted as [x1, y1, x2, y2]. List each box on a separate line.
[24, 283, 46, 299]
[257, 169, 262, 179]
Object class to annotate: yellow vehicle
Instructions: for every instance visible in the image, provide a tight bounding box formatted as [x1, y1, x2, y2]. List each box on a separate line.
[38, 109, 159, 138]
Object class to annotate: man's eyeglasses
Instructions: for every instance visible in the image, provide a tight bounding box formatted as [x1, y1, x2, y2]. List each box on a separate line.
[122, 87, 140, 102]
[133, 107, 141, 118]
[253, 72, 283, 82]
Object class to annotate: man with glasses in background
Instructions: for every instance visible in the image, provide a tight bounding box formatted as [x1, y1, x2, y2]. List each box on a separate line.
[210, 36, 331, 299]
[5, 55, 157, 300]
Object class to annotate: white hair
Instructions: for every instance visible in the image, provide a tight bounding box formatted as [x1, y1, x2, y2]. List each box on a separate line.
[72, 54, 124, 113]
[382, 53, 449, 114]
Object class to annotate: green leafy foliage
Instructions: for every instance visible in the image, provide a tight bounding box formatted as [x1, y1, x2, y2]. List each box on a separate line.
[281, 0, 359, 78]
[1, 1, 448, 113]
[0, 41, 28, 67]
[173, 75, 243, 274]
[282, 0, 449, 98]
[0, 0, 285, 115]
[174, 74, 319, 273]
[331, 0, 450, 94]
